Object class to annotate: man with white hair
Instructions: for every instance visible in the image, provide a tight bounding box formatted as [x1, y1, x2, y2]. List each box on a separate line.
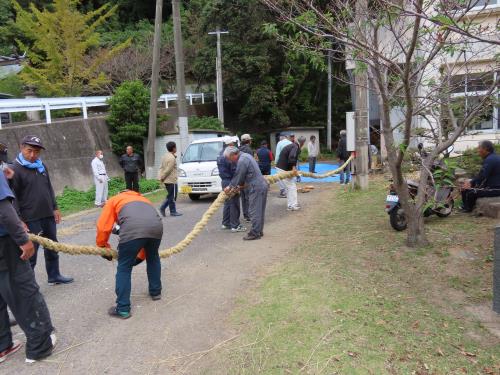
[224, 146, 268, 241]
[276, 133, 303, 211]
[91, 150, 108, 208]
[275, 133, 292, 198]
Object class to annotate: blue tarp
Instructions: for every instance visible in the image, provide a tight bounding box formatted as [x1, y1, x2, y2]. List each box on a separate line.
[271, 162, 341, 183]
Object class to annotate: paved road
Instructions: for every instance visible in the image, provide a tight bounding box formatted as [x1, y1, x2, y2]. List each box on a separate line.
[2, 183, 335, 374]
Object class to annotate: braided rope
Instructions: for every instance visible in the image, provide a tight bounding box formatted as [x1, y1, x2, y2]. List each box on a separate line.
[28, 156, 354, 259]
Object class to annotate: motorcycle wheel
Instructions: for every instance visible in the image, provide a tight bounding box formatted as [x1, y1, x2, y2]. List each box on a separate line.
[435, 199, 454, 218]
[390, 207, 408, 231]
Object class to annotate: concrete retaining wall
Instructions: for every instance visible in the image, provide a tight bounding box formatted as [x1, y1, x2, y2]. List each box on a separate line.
[0, 116, 122, 194]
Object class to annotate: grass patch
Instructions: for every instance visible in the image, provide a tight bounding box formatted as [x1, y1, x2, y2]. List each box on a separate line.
[205, 179, 499, 374]
[57, 177, 161, 215]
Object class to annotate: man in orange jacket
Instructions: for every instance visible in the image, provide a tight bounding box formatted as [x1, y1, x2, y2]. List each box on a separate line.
[96, 190, 163, 319]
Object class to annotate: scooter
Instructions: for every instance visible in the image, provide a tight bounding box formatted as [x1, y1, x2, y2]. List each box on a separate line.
[385, 145, 455, 231]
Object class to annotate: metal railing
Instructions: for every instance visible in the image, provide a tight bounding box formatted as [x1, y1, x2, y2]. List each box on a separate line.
[0, 92, 215, 127]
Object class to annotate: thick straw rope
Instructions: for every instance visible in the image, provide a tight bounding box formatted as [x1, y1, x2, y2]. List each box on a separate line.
[28, 155, 354, 259]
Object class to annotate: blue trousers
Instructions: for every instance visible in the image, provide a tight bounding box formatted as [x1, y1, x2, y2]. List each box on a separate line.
[115, 238, 162, 313]
[27, 217, 61, 281]
[160, 183, 178, 214]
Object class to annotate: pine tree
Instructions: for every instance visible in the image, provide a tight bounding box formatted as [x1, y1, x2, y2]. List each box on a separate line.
[12, 0, 130, 96]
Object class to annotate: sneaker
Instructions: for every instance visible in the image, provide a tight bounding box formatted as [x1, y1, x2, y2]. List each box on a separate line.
[278, 193, 287, 198]
[221, 225, 231, 230]
[287, 205, 301, 211]
[0, 340, 22, 363]
[151, 294, 161, 301]
[25, 334, 56, 364]
[48, 275, 74, 285]
[231, 225, 247, 233]
[108, 306, 131, 320]
[243, 233, 261, 241]
[170, 212, 183, 217]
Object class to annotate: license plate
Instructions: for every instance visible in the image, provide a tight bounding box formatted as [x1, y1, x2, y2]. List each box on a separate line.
[180, 186, 192, 194]
[386, 194, 399, 202]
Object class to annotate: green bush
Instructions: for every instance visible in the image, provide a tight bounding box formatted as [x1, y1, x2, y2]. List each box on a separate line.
[56, 177, 161, 214]
[0, 74, 24, 97]
[456, 144, 500, 175]
[299, 147, 308, 162]
[107, 80, 150, 156]
[188, 116, 223, 131]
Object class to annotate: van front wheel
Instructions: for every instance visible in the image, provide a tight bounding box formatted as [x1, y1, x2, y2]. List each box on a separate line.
[188, 194, 201, 201]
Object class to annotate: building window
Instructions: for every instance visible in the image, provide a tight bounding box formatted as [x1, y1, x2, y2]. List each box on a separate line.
[451, 71, 498, 133]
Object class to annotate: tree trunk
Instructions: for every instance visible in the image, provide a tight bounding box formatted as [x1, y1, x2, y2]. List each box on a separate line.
[405, 206, 428, 247]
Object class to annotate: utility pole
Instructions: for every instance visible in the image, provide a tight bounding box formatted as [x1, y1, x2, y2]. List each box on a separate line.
[146, 0, 163, 178]
[172, 0, 189, 155]
[208, 28, 229, 127]
[353, 0, 369, 189]
[327, 49, 332, 151]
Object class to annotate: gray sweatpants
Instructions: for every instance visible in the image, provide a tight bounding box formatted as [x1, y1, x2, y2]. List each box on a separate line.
[241, 188, 250, 219]
[222, 195, 241, 229]
[248, 186, 268, 236]
[0, 236, 54, 360]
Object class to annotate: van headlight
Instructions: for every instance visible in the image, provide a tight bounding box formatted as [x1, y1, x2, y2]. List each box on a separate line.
[211, 167, 219, 176]
[178, 168, 187, 177]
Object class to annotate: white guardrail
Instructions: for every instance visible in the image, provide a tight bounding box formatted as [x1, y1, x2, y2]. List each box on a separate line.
[0, 92, 215, 127]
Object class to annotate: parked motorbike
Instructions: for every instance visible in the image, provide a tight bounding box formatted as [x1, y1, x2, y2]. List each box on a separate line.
[385, 145, 455, 231]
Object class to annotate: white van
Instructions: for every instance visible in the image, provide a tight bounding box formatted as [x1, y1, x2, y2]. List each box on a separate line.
[178, 136, 238, 201]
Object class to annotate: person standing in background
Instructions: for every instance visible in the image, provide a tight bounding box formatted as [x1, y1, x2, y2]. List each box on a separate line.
[10, 135, 74, 285]
[307, 135, 319, 174]
[238, 134, 254, 223]
[256, 140, 274, 175]
[120, 146, 142, 192]
[91, 150, 108, 208]
[158, 142, 182, 217]
[337, 130, 351, 184]
[275, 133, 292, 198]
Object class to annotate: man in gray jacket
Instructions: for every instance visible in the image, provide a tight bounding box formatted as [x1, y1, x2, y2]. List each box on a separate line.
[224, 147, 268, 241]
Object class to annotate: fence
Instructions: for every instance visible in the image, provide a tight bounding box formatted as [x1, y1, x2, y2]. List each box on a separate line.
[0, 92, 215, 128]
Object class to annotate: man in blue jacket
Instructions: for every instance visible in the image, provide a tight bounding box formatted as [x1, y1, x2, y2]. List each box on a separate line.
[217, 137, 245, 233]
[461, 140, 500, 212]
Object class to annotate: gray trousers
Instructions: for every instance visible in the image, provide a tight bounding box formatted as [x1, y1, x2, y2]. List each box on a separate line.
[241, 188, 250, 219]
[222, 195, 241, 229]
[248, 186, 268, 236]
[0, 236, 54, 360]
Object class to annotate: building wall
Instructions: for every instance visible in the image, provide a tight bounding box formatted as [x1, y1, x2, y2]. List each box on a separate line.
[0, 116, 122, 194]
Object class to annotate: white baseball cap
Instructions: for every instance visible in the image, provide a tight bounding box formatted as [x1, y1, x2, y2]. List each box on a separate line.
[241, 134, 252, 141]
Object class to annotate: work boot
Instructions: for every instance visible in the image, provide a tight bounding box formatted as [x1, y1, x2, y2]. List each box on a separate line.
[243, 233, 261, 241]
[48, 275, 74, 285]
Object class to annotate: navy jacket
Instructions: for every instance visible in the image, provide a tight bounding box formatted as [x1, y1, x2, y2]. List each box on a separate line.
[217, 150, 236, 187]
[256, 147, 272, 168]
[472, 152, 500, 189]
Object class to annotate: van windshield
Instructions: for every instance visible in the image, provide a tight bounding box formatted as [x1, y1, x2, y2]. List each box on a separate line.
[182, 141, 223, 163]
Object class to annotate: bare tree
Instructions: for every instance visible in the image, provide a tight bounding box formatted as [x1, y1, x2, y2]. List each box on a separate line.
[98, 35, 177, 93]
[262, 0, 499, 247]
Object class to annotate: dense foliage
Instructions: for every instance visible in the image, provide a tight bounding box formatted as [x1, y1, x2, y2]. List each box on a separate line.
[9, 0, 129, 96]
[106, 80, 150, 155]
[188, 116, 223, 131]
[0, 0, 351, 144]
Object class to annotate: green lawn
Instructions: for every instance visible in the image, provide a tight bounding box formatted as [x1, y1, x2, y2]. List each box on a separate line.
[57, 178, 163, 216]
[205, 179, 499, 374]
